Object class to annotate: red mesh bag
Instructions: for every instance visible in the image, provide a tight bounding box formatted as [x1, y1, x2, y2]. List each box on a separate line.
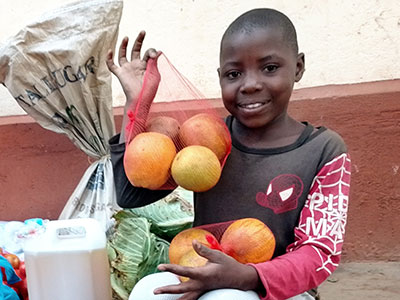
[168, 218, 276, 268]
[123, 53, 232, 191]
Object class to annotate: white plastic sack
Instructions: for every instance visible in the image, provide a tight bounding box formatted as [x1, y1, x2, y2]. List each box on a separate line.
[60, 156, 119, 230]
[0, 0, 124, 230]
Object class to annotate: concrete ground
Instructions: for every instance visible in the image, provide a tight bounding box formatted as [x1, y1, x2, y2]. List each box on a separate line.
[318, 262, 400, 300]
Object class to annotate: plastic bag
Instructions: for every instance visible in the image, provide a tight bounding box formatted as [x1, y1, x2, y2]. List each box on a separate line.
[0, 0, 123, 230]
[0, 256, 21, 300]
[123, 54, 232, 192]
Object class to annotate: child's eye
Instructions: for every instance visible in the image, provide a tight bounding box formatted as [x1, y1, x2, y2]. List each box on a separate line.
[226, 71, 241, 79]
[264, 65, 278, 73]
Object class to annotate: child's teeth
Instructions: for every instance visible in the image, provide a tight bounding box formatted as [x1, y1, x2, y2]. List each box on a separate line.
[242, 103, 262, 109]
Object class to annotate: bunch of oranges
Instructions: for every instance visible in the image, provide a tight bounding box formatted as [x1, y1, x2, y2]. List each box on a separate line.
[168, 218, 276, 282]
[124, 113, 231, 192]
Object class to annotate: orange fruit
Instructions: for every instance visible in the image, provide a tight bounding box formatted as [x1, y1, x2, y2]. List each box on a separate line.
[220, 218, 276, 264]
[179, 113, 231, 161]
[178, 249, 208, 282]
[169, 228, 217, 265]
[171, 145, 221, 192]
[146, 116, 180, 143]
[4, 253, 20, 269]
[124, 132, 176, 190]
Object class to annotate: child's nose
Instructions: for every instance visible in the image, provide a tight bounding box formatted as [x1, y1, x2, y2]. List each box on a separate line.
[240, 73, 263, 93]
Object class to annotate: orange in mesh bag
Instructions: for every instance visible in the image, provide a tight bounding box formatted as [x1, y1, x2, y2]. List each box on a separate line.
[168, 218, 276, 282]
[123, 53, 232, 191]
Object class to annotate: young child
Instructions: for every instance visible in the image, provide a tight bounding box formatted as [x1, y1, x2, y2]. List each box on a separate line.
[107, 8, 351, 300]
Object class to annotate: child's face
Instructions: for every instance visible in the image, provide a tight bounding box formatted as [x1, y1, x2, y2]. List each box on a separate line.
[218, 27, 304, 129]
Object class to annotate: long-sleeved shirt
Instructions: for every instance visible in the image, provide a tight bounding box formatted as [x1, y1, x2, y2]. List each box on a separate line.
[110, 115, 351, 300]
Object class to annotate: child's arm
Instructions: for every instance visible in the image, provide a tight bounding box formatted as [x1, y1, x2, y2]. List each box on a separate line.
[107, 32, 171, 208]
[249, 153, 351, 300]
[106, 31, 159, 143]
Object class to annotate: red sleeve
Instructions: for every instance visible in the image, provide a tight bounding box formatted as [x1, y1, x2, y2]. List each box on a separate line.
[249, 153, 351, 300]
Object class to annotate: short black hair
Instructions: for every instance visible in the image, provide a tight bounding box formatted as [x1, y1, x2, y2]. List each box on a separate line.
[221, 8, 299, 55]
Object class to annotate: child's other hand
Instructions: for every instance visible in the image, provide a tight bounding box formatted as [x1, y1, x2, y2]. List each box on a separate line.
[106, 31, 159, 104]
[154, 240, 260, 299]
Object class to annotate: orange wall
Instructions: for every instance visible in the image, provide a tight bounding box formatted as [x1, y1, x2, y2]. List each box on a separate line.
[1, 79, 399, 261]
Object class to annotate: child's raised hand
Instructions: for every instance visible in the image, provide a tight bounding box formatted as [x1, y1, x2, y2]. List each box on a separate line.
[106, 31, 159, 104]
[154, 240, 260, 299]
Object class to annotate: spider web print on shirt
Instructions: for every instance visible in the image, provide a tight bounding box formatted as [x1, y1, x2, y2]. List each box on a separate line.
[294, 153, 351, 275]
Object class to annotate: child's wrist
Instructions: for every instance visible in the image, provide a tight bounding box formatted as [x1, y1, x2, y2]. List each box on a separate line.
[125, 95, 135, 105]
[123, 96, 137, 113]
[122, 87, 139, 106]
[238, 264, 261, 291]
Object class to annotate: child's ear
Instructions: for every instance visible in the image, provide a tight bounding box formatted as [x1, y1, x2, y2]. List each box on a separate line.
[295, 53, 305, 82]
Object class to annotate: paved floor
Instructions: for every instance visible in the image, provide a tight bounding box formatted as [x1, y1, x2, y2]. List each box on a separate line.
[318, 262, 400, 300]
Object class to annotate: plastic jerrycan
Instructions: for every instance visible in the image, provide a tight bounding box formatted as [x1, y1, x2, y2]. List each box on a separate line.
[23, 218, 111, 300]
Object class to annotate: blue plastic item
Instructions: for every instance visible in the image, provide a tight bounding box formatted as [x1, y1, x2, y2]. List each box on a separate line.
[0, 256, 21, 300]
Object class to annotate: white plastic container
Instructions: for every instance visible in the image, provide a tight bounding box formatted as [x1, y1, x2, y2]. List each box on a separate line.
[23, 218, 111, 300]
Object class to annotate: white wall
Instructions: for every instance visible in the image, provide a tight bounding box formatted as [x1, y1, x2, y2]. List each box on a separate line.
[1, 0, 399, 116]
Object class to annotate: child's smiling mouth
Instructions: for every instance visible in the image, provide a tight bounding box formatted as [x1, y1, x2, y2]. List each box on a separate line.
[238, 100, 271, 112]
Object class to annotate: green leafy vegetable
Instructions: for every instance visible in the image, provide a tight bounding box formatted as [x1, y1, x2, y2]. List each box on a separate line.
[107, 188, 194, 299]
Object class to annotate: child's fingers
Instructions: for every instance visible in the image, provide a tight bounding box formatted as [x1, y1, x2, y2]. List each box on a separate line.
[142, 48, 159, 62]
[106, 50, 118, 74]
[157, 263, 182, 273]
[153, 278, 200, 295]
[118, 36, 129, 66]
[157, 263, 201, 280]
[192, 240, 225, 263]
[131, 30, 146, 60]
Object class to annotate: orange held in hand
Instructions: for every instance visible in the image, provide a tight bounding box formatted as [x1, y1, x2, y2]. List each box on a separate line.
[220, 218, 276, 264]
[171, 145, 222, 192]
[169, 228, 218, 265]
[124, 132, 176, 190]
[178, 113, 231, 161]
